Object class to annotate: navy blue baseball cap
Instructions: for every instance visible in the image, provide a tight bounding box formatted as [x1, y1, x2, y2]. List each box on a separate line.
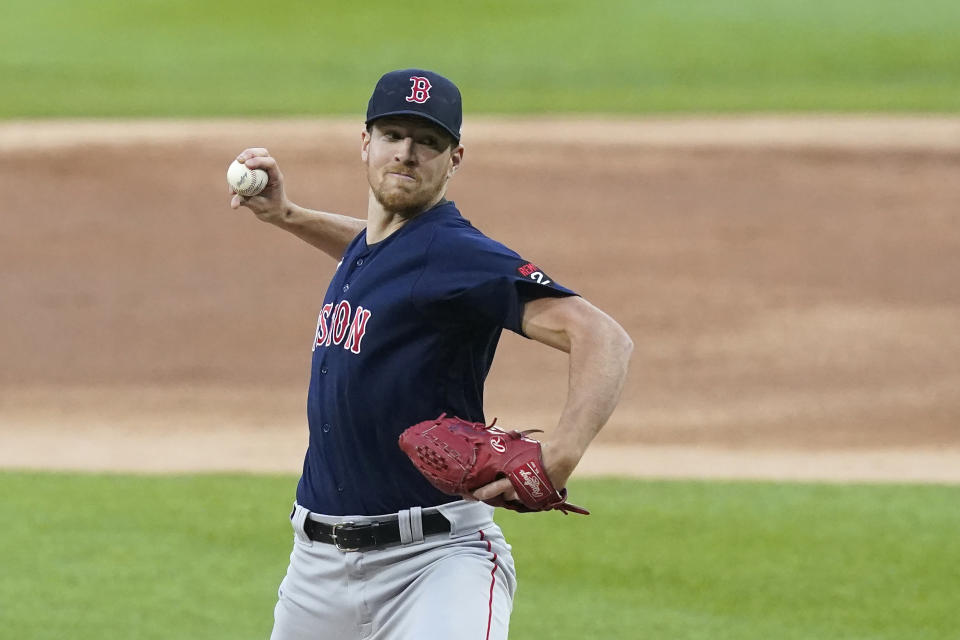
[365, 69, 462, 142]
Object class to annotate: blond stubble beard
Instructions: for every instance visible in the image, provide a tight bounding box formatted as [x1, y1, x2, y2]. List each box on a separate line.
[368, 167, 446, 218]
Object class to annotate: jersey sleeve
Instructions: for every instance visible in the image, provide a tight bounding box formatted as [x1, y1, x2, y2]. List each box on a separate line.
[411, 226, 577, 335]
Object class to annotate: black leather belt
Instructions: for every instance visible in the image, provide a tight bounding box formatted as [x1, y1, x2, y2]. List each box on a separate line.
[303, 512, 451, 551]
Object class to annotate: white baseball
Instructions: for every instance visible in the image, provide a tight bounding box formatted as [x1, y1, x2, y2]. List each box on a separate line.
[227, 160, 268, 196]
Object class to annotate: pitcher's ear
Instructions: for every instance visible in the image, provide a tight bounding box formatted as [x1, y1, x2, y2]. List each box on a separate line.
[448, 145, 464, 178]
[361, 129, 372, 162]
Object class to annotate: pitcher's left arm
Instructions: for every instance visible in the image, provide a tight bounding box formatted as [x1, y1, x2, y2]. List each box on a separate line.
[472, 295, 633, 502]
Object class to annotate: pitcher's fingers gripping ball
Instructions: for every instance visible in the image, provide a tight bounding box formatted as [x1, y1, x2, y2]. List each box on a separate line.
[227, 159, 268, 196]
[399, 414, 590, 515]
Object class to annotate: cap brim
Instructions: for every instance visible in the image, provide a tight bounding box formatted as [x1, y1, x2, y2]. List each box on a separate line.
[365, 110, 461, 142]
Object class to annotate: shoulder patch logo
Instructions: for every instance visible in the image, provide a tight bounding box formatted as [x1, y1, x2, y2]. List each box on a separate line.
[406, 76, 432, 104]
[517, 261, 552, 286]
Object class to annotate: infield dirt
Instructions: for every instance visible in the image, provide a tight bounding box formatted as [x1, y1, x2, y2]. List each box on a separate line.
[1, 118, 958, 481]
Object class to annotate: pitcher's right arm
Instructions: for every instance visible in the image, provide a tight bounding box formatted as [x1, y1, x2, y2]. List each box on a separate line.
[229, 148, 366, 261]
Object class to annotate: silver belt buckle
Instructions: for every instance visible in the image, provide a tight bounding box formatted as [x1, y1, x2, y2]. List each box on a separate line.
[330, 522, 361, 552]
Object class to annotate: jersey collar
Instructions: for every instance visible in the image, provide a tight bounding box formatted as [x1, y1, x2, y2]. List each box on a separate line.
[361, 200, 458, 252]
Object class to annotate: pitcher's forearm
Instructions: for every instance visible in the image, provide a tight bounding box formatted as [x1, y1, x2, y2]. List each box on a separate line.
[552, 319, 632, 460]
[272, 204, 367, 261]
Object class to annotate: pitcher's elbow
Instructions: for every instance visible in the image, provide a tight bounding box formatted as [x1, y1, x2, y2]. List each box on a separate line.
[623, 329, 635, 355]
[617, 325, 634, 356]
[601, 316, 633, 356]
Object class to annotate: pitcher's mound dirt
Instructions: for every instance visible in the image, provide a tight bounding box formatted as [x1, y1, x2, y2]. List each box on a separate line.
[2, 117, 959, 481]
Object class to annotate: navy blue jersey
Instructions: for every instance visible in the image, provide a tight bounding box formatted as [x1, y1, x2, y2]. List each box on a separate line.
[296, 201, 577, 515]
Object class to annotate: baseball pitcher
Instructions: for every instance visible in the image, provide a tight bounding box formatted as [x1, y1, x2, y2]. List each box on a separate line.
[228, 69, 632, 640]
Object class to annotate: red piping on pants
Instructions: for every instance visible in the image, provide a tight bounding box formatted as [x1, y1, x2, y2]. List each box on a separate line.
[479, 529, 498, 640]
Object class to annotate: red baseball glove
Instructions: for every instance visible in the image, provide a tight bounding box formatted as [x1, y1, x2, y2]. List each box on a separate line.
[398, 414, 589, 515]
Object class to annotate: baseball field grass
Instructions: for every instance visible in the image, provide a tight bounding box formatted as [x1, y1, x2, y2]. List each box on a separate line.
[0, 473, 956, 640]
[2, 0, 958, 117]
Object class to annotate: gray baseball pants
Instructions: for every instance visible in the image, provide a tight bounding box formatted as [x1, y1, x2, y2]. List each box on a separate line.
[270, 501, 516, 640]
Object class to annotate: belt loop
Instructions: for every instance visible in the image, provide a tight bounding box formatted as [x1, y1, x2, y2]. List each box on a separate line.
[410, 506, 424, 543]
[397, 508, 413, 544]
[291, 503, 311, 544]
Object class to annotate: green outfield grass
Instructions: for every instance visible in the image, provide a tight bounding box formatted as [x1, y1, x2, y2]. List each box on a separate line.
[1, 0, 958, 117]
[0, 472, 956, 640]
